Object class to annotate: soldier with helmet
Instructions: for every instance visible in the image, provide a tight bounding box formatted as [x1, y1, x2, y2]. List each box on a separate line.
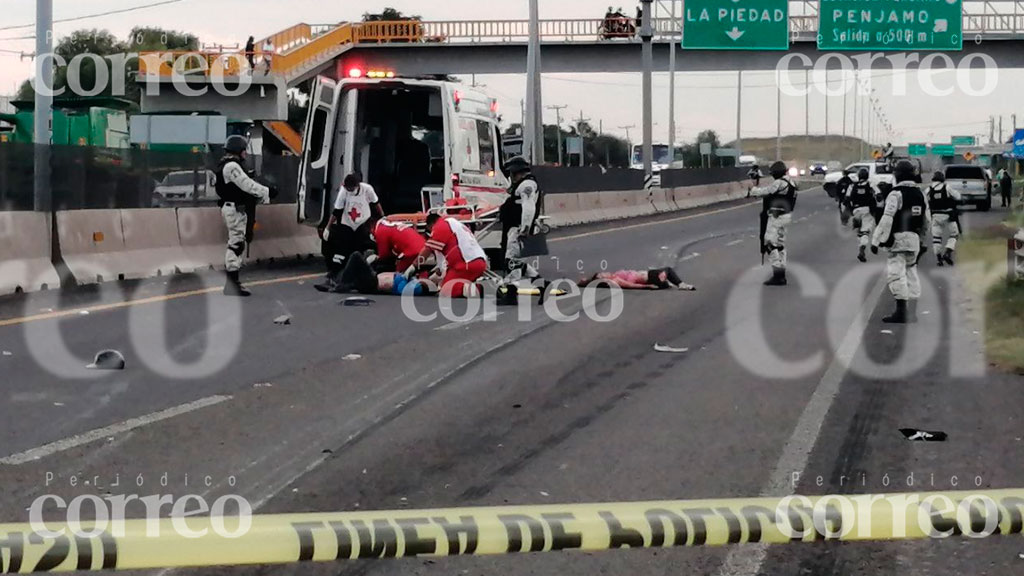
[500, 155, 545, 282]
[846, 167, 882, 262]
[926, 170, 961, 267]
[748, 160, 798, 286]
[216, 135, 278, 296]
[871, 160, 931, 324]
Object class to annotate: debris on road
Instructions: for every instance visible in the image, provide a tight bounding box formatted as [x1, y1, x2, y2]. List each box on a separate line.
[540, 491, 550, 497]
[79, 310, 90, 316]
[881, 330, 894, 335]
[900, 428, 948, 442]
[2, 351, 11, 357]
[343, 354, 362, 361]
[654, 344, 689, 353]
[253, 382, 273, 388]
[342, 297, 375, 307]
[273, 315, 292, 325]
[86, 349, 125, 370]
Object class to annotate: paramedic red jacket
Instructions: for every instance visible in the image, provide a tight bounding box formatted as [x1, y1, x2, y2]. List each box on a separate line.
[374, 219, 426, 272]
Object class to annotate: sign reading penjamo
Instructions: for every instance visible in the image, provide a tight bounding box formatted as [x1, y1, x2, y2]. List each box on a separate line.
[2, 490, 1024, 572]
[818, 0, 964, 51]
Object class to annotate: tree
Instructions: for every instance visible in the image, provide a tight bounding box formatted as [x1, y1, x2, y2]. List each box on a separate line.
[362, 8, 420, 21]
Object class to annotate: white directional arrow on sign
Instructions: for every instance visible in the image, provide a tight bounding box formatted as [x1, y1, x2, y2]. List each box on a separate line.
[725, 27, 745, 41]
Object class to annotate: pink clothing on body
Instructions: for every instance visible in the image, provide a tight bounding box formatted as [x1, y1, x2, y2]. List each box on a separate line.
[610, 270, 648, 284]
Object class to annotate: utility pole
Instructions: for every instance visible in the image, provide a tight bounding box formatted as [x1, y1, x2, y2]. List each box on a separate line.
[999, 115, 1003, 144]
[619, 125, 635, 144]
[842, 82, 848, 139]
[34, 0, 53, 212]
[1013, 113, 1018, 131]
[852, 76, 858, 160]
[576, 109, 590, 167]
[824, 70, 829, 151]
[804, 69, 809, 151]
[736, 70, 742, 155]
[668, 0, 678, 166]
[989, 115, 995, 145]
[548, 104, 567, 165]
[640, 0, 654, 181]
[525, 0, 544, 165]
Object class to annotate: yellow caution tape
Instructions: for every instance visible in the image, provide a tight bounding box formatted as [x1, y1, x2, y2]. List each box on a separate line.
[2, 489, 1023, 572]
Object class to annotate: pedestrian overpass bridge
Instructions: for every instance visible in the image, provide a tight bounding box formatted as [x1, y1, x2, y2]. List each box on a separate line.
[137, 0, 1024, 138]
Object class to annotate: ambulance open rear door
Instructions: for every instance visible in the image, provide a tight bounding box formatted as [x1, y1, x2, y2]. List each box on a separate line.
[297, 77, 338, 226]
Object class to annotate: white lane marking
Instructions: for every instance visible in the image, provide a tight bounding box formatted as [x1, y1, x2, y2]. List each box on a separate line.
[0, 395, 232, 466]
[716, 275, 887, 576]
[435, 311, 503, 331]
[726, 239, 744, 247]
[680, 252, 701, 262]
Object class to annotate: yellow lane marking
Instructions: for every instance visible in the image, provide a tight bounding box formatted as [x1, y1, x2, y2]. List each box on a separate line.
[550, 200, 760, 242]
[0, 273, 322, 328]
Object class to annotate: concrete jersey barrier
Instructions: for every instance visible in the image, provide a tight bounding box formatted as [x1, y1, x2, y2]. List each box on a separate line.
[0, 212, 60, 295]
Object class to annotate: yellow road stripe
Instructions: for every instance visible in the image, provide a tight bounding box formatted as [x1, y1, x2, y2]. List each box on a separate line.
[550, 201, 760, 243]
[0, 273, 322, 328]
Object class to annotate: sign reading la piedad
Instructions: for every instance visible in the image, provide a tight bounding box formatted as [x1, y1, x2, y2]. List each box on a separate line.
[683, 0, 789, 50]
[818, 0, 964, 51]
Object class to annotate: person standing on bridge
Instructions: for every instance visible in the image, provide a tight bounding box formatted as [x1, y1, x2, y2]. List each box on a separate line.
[748, 161, 798, 286]
[261, 38, 274, 75]
[927, 171, 960, 267]
[847, 167, 881, 263]
[316, 173, 385, 292]
[216, 135, 277, 297]
[871, 160, 930, 324]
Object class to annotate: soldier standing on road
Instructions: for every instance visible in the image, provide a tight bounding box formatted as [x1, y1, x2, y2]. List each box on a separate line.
[747, 164, 765, 187]
[927, 171, 961, 267]
[501, 156, 544, 282]
[748, 161, 798, 286]
[848, 167, 881, 263]
[216, 135, 277, 297]
[871, 160, 930, 324]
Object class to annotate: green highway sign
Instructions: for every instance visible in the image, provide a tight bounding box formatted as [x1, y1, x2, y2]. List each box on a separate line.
[908, 144, 928, 156]
[682, 0, 789, 50]
[818, 0, 963, 51]
[932, 144, 956, 155]
[951, 135, 976, 146]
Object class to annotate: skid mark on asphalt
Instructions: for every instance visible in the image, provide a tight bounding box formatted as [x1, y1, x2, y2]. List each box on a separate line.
[0, 395, 232, 465]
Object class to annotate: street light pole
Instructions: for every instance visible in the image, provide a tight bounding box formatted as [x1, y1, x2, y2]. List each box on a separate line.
[776, 75, 782, 161]
[736, 70, 742, 155]
[525, 0, 544, 165]
[640, 0, 654, 182]
[34, 0, 53, 212]
[548, 104, 567, 165]
[668, 0, 677, 165]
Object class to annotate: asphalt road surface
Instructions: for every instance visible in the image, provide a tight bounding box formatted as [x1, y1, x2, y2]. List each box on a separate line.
[0, 187, 1020, 576]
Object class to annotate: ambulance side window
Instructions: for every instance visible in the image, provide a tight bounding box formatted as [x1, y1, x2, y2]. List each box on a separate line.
[476, 121, 495, 174]
[458, 118, 496, 175]
[308, 109, 328, 163]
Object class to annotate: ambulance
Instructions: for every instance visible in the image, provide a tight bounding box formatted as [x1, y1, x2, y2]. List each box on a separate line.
[296, 70, 511, 250]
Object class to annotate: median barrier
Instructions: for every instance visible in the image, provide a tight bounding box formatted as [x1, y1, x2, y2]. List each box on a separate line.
[543, 193, 582, 228]
[0, 212, 60, 294]
[120, 208, 192, 277]
[56, 209, 134, 284]
[249, 204, 320, 262]
[576, 191, 606, 224]
[176, 206, 229, 271]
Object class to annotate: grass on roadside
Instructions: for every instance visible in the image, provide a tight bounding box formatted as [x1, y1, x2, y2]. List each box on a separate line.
[958, 222, 1024, 374]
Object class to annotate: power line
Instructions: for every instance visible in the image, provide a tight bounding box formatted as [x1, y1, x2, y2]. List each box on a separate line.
[0, 0, 188, 33]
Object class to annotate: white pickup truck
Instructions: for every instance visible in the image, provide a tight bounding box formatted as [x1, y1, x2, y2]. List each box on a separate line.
[944, 164, 993, 211]
[823, 161, 897, 199]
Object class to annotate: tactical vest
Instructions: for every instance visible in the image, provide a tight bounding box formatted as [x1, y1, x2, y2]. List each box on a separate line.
[928, 183, 956, 214]
[763, 177, 797, 214]
[501, 175, 544, 231]
[883, 185, 926, 247]
[849, 181, 875, 209]
[215, 156, 251, 205]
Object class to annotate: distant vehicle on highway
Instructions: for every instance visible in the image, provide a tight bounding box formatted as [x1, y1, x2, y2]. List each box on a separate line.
[944, 164, 993, 211]
[153, 170, 216, 206]
[630, 144, 681, 172]
[808, 160, 828, 176]
[737, 154, 758, 167]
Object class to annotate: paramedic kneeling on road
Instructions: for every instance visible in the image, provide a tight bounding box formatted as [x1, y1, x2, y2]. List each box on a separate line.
[317, 173, 384, 292]
[374, 218, 426, 273]
[414, 214, 488, 298]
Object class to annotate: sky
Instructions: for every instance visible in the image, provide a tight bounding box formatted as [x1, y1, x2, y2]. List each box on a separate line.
[0, 0, 1021, 146]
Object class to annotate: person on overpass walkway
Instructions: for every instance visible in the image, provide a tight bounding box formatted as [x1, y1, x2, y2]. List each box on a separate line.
[244, 36, 255, 73]
[927, 170, 961, 267]
[316, 173, 384, 292]
[748, 161, 798, 286]
[215, 135, 277, 297]
[871, 160, 930, 324]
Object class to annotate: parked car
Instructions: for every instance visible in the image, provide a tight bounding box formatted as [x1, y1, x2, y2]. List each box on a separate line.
[823, 161, 896, 198]
[944, 164, 992, 211]
[153, 170, 217, 206]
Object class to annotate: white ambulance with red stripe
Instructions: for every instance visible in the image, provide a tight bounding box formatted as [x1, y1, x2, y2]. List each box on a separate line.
[297, 70, 509, 250]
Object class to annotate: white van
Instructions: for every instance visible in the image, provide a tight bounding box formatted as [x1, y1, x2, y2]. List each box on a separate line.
[297, 74, 509, 247]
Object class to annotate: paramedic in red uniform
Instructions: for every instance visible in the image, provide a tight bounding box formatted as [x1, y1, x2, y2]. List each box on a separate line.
[373, 218, 426, 273]
[413, 214, 488, 298]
